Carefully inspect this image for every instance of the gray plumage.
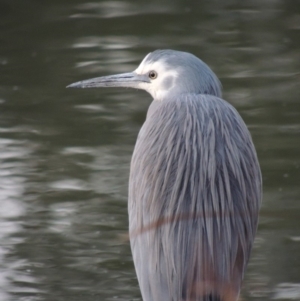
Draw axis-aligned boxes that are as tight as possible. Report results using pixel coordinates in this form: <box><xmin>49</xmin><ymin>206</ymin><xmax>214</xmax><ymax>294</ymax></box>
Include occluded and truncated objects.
<box><xmin>67</xmin><ymin>49</ymin><xmax>262</xmax><ymax>301</ymax></box>
<box><xmin>143</xmin><ymin>50</ymin><xmax>222</xmax><ymax>98</ymax></box>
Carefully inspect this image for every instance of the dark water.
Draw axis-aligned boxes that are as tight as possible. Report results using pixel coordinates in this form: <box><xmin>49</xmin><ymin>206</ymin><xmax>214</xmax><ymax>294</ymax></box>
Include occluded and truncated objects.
<box><xmin>0</xmin><ymin>1</ymin><xmax>300</xmax><ymax>300</ymax></box>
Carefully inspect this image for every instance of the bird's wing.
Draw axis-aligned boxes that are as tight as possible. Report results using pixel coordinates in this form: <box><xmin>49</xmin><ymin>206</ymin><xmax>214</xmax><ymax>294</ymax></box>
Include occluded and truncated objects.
<box><xmin>128</xmin><ymin>94</ymin><xmax>262</xmax><ymax>301</ymax></box>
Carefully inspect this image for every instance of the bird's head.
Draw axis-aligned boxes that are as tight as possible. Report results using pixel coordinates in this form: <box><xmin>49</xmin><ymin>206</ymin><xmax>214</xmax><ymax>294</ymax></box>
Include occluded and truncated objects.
<box><xmin>67</xmin><ymin>50</ymin><xmax>222</xmax><ymax>100</ymax></box>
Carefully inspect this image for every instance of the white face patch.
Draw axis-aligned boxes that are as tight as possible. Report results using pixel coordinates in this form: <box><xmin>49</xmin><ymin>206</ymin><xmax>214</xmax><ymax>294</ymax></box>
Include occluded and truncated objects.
<box><xmin>134</xmin><ymin>53</ymin><xmax>178</xmax><ymax>101</ymax></box>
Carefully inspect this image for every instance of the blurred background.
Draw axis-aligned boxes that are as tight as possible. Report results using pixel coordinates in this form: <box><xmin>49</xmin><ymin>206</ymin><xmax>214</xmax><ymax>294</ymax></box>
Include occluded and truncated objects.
<box><xmin>0</xmin><ymin>0</ymin><xmax>299</xmax><ymax>300</ymax></box>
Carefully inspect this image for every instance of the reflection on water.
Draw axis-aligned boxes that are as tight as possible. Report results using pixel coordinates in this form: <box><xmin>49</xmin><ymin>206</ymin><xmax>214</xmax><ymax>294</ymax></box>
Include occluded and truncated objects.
<box><xmin>273</xmin><ymin>283</ymin><xmax>300</xmax><ymax>300</ymax></box>
<box><xmin>0</xmin><ymin>137</ymin><xmax>41</xmax><ymax>300</ymax></box>
<box><xmin>0</xmin><ymin>0</ymin><xmax>299</xmax><ymax>300</ymax></box>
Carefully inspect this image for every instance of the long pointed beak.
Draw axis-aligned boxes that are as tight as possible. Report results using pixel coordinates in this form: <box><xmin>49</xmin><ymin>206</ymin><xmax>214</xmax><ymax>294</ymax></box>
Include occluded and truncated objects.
<box><xmin>66</xmin><ymin>72</ymin><xmax>149</xmax><ymax>89</ymax></box>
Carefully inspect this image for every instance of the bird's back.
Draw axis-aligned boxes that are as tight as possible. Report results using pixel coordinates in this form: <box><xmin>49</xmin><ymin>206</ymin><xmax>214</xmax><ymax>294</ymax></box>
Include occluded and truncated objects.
<box><xmin>129</xmin><ymin>94</ymin><xmax>262</xmax><ymax>301</ymax></box>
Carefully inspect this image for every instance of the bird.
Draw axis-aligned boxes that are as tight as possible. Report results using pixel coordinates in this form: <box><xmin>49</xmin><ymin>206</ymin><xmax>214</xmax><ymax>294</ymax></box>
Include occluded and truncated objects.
<box><xmin>67</xmin><ymin>50</ymin><xmax>262</xmax><ymax>301</ymax></box>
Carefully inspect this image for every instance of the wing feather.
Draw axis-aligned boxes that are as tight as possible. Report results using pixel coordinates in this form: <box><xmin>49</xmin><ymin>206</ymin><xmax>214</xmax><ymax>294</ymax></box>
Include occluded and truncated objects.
<box><xmin>129</xmin><ymin>94</ymin><xmax>262</xmax><ymax>301</ymax></box>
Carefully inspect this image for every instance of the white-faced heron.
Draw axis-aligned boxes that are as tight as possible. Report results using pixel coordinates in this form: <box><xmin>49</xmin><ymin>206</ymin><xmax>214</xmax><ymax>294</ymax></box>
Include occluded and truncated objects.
<box><xmin>68</xmin><ymin>50</ymin><xmax>262</xmax><ymax>301</ymax></box>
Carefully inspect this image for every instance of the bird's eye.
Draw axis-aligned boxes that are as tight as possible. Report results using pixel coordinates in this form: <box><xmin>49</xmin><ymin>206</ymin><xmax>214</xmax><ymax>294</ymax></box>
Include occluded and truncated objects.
<box><xmin>148</xmin><ymin>70</ymin><xmax>158</xmax><ymax>80</ymax></box>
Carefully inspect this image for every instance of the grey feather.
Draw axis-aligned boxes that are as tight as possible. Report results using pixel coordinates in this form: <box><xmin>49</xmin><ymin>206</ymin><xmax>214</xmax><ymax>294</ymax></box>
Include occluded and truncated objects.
<box><xmin>129</xmin><ymin>94</ymin><xmax>261</xmax><ymax>301</ymax></box>
<box><xmin>144</xmin><ymin>50</ymin><xmax>222</xmax><ymax>98</ymax></box>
